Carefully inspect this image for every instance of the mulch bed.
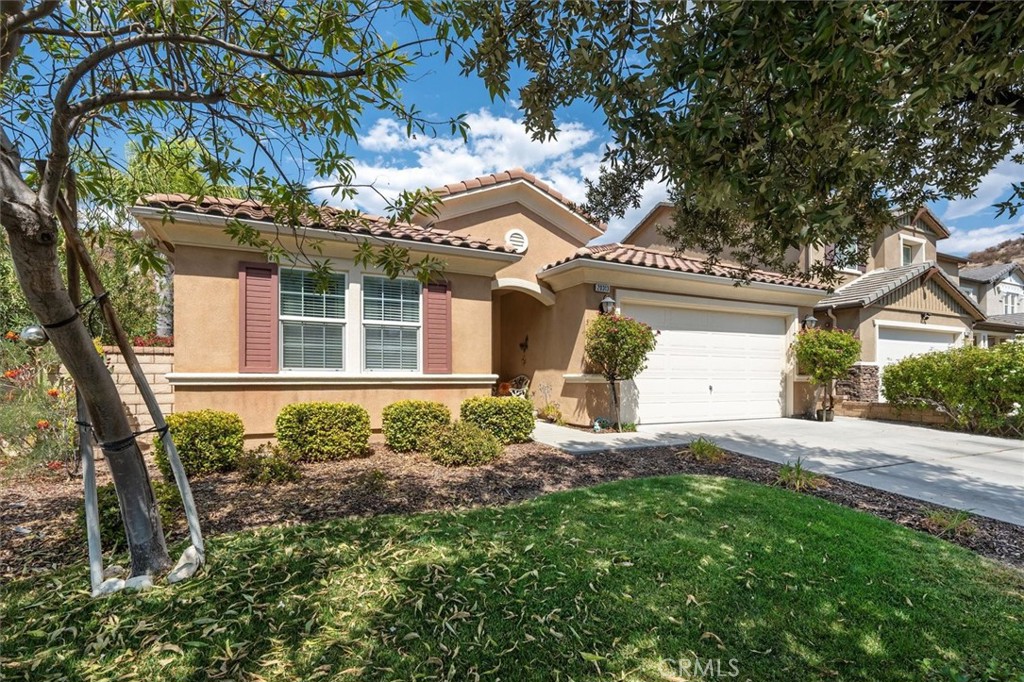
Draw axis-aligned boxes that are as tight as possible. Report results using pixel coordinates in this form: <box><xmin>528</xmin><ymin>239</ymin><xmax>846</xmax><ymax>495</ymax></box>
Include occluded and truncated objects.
<box><xmin>3</xmin><ymin>441</ymin><xmax>1022</xmax><ymax>581</ymax></box>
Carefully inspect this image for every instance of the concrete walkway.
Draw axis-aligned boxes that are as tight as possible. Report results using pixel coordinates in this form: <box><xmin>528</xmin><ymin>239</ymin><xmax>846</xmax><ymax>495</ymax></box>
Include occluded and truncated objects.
<box><xmin>533</xmin><ymin>418</ymin><xmax>1024</xmax><ymax>526</ymax></box>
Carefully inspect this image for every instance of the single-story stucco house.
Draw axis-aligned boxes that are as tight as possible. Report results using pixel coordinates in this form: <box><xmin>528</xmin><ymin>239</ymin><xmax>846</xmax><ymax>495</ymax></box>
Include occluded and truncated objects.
<box><xmin>130</xmin><ymin>170</ymin><xmax>1009</xmax><ymax>439</ymax></box>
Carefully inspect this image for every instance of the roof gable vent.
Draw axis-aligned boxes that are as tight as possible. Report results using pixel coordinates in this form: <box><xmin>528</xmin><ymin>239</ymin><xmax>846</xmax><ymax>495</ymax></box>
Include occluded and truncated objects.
<box><xmin>505</xmin><ymin>229</ymin><xmax>529</xmax><ymax>254</ymax></box>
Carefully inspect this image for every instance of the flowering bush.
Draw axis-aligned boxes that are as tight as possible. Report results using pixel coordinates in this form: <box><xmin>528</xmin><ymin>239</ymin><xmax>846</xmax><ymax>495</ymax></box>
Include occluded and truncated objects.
<box><xmin>0</xmin><ymin>332</ymin><xmax>78</xmax><ymax>478</ymax></box>
<box><xmin>132</xmin><ymin>334</ymin><xmax>174</xmax><ymax>348</ymax></box>
<box><xmin>882</xmin><ymin>341</ymin><xmax>1024</xmax><ymax>438</ymax></box>
<box><xmin>584</xmin><ymin>313</ymin><xmax>658</xmax><ymax>428</ymax></box>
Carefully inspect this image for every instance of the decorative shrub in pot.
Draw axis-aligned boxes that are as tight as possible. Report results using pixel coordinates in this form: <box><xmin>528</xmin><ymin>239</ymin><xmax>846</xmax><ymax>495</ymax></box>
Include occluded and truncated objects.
<box><xmin>790</xmin><ymin>328</ymin><xmax>861</xmax><ymax>422</ymax></box>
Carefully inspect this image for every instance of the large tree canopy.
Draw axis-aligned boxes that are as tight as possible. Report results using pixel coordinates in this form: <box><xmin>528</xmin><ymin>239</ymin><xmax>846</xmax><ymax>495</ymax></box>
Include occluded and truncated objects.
<box><xmin>456</xmin><ymin>1</ymin><xmax>1024</xmax><ymax>283</ymax></box>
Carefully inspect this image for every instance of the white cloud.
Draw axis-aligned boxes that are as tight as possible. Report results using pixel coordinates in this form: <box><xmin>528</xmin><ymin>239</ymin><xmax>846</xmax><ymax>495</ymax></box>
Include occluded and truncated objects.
<box><xmin>310</xmin><ymin>108</ymin><xmax>674</xmax><ymax>242</ymax></box>
<box><xmin>943</xmin><ymin>147</ymin><xmax>1024</xmax><ymax>221</ymax></box>
<box><xmin>941</xmin><ymin>216</ymin><xmax>1024</xmax><ymax>256</ymax></box>
<box><xmin>310</xmin><ymin>109</ymin><xmax>610</xmax><ymax>227</ymax></box>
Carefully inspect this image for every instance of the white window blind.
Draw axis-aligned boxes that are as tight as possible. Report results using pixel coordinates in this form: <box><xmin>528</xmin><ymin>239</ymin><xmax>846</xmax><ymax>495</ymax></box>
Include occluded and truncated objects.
<box><xmin>280</xmin><ymin>269</ymin><xmax>346</xmax><ymax>370</ymax></box>
<box><xmin>363</xmin><ymin>276</ymin><xmax>420</xmax><ymax>371</ymax></box>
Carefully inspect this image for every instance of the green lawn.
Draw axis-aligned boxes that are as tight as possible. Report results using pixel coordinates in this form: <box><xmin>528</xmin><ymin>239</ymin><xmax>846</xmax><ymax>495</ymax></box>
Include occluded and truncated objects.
<box><xmin>2</xmin><ymin>475</ymin><xmax>1022</xmax><ymax>681</ymax></box>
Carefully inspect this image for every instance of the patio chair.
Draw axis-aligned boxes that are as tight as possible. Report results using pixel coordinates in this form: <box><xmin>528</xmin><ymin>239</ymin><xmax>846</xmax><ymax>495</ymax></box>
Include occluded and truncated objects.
<box><xmin>509</xmin><ymin>374</ymin><xmax>530</xmax><ymax>398</ymax></box>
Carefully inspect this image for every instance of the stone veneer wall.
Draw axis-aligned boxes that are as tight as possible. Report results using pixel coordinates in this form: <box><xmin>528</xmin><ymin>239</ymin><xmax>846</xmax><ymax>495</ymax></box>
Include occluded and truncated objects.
<box><xmin>835</xmin><ymin>363</ymin><xmax>879</xmax><ymax>402</ymax></box>
<box><xmin>835</xmin><ymin>400</ymin><xmax>951</xmax><ymax>426</ymax></box>
<box><xmin>103</xmin><ymin>346</ymin><xmax>174</xmax><ymax>438</ymax></box>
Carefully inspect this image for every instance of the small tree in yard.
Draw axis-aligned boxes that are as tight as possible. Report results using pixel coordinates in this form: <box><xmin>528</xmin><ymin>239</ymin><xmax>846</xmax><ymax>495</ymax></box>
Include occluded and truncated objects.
<box><xmin>584</xmin><ymin>314</ymin><xmax>658</xmax><ymax>430</ymax></box>
<box><xmin>791</xmin><ymin>328</ymin><xmax>861</xmax><ymax>418</ymax></box>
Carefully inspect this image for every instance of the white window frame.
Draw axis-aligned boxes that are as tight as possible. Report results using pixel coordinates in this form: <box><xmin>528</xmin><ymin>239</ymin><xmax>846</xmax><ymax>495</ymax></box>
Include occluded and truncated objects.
<box><xmin>360</xmin><ymin>274</ymin><xmax>422</xmax><ymax>373</ymax></box>
<box><xmin>278</xmin><ymin>267</ymin><xmax>348</xmax><ymax>372</ymax></box>
<box><xmin>1005</xmin><ymin>291</ymin><xmax>1021</xmax><ymax>315</ymax></box>
<box><xmin>835</xmin><ymin>240</ymin><xmax>866</xmax><ymax>274</ymax></box>
<box><xmin>900</xmin><ymin>235</ymin><xmax>926</xmax><ymax>266</ymax></box>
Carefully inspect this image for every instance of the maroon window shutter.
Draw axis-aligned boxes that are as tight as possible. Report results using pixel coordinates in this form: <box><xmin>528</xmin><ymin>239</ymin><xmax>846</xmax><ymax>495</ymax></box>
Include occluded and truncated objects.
<box><xmin>238</xmin><ymin>262</ymin><xmax>279</xmax><ymax>373</ymax></box>
<box><xmin>423</xmin><ymin>282</ymin><xmax>452</xmax><ymax>374</ymax></box>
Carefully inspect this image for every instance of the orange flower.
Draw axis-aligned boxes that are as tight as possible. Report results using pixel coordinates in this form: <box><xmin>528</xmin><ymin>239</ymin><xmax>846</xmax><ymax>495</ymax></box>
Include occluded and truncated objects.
<box><xmin>47</xmin><ymin>388</ymin><xmax>60</xmax><ymax>398</ymax></box>
<box><xmin>36</xmin><ymin>419</ymin><xmax>50</xmax><ymax>430</ymax></box>
<box><xmin>3</xmin><ymin>331</ymin><xmax>17</xmax><ymax>341</ymax></box>
<box><xmin>3</xmin><ymin>370</ymin><xmax>18</xmax><ymax>379</ymax></box>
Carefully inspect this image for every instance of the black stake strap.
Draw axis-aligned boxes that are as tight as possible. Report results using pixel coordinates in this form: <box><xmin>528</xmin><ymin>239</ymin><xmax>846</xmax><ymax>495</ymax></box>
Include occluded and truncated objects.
<box><xmin>41</xmin><ymin>292</ymin><xmax>109</xmax><ymax>331</ymax></box>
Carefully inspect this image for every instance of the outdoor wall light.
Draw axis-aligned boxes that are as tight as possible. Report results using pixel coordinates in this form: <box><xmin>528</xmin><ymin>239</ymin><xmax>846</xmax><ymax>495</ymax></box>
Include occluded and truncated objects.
<box><xmin>19</xmin><ymin>325</ymin><xmax>49</xmax><ymax>347</ymax></box>
<box><xmin>599</xmin><ymin>296</ymin><xmax>617</xmax><ymax>315</ymax></box>
<box><xmin>801</xmin><ymin>314</ymin><xmax>818</xmax><ymax>330</ymax></box>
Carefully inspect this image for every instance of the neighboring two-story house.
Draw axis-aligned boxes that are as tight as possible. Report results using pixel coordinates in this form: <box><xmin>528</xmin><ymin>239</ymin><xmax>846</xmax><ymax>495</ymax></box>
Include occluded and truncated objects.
<box><xmin>960</xmin><ymin>262</ymin><xmax>1024</xmax><ymax>346</ymax></box>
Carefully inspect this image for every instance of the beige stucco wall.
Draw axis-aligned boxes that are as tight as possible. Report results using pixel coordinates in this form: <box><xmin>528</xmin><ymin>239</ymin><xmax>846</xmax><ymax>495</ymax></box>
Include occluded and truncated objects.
<box><xmin>170</xmin><ymin>244</ymin><xmax>497</xmax><ymax>437</ymax></box>
<box><xmin>495</xmin><ymin>283</ymin><xmax>605</xmax><ymax>425</ymax></box>
<box><xmin>172</xmin><ymin>245</ymin><xmax>494</xmax><ymax>375</ymax></box>
<box><xmin>854</xmin><ymin>279</ymin><xmax>974</xmax><ymax>362</ymax></box>
<box><xmin>434</xmin><ymin>203</ymin><xmax>586</xmax><ymax>285</ymax></box>
<box><xmin>175</xmin><ymin>384</ymin><xmax>490</xmax><ymax>441</ymax></box>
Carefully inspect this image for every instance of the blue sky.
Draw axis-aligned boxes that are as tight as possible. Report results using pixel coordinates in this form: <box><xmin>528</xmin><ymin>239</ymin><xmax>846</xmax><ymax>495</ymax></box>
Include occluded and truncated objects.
<box><xmin>308</xmin><ymin>42</ymin><xmax>1024</xmax><ymax>257</ymax></box>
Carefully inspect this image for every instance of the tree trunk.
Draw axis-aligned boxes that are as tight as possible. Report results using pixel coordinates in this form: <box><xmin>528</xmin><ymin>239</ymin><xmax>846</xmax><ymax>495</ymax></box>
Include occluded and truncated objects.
<box><xmin>2</xmin><ymin>198</ymin><xmax>170</xmax><ymax>577</ymax></box>
<box><xmin>609</xmin><ymin>379</ymin><xmax>621</xmax><ymax>430</ymax></box>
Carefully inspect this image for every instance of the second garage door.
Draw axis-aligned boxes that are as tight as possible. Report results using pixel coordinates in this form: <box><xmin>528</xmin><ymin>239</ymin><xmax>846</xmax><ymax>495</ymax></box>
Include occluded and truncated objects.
<box><xmin>624</xmin><ymin>303</ymin><xmax>788</xmax><ymax>424</ymax></box>
<box><xmin>876</xmin><ymin>326</ymin><xmax>961</xmax><ymax>401</ymax></box>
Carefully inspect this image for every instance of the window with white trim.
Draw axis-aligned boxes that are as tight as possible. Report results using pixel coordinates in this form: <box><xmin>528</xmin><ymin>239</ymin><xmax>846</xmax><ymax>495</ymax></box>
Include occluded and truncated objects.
<box><xmin>279</xmin><ymin>269</ymin><xmax>346</xmax><ymax>370</ymax></box>
<box><xmin>1005</xmin><ymin>292</ymin><xmax>1020</xmax><ymax>315</ymax></box>
<box><xmin>900</xmin><ymin>236</ymin><xmax>925</xmax><ymax>266</ymax></box>
<box><xmin>363</xmin><ymin>276</ymin><xmax>421</xmax><ymax>371</ymax></box>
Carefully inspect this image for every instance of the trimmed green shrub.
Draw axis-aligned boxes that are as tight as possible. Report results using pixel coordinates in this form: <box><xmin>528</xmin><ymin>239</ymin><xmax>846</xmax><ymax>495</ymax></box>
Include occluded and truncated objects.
<box><xmin>237</xmin><ymin>443</ymin><xmax>301</xmax><ymax>485</ymax></box>
<box><xmin>276</xmin><ymin>401</ymin><xmax>370</xmax><ymax>461</ymax></box>
<box><xmin>882</xmin><ymin>342</ymin><xmax>1024</xmax><ymax>437</ymax></box>
<box><xmin>155</xmin><ymin>409</ymin><xmax>244</xmax><ymax>478</ymax></box>
<box><xmin>77</xmin><ymin>480</ymin><xmax>183</xmax><ymax>551</ymax></box>
<box><xmin>426</xmin><ymin>421</ymin><xmax>502</xmax><ymax>467</ymax></box>
<box><xmin>382</xmin><ymin>400</ymin><xmax>451</xmax><ymax>452</ymax></box>
<box><xmin>460</xmin><ymin>396</ymin><xmax>534</xmax><ymax>445</ymax></box>
<box><xmin>790</xmin><ymin>328</ymin><xmax>861</xmax><ymax>411</ymax></box>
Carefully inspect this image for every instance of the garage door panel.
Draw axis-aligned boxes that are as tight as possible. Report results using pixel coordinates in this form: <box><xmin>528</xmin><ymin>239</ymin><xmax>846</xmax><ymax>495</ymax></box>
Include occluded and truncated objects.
<box><xmin>876</xmin><ymin>327</ymin><xmax>960</xmax><ymax>401</ymax></box>
<box><xmin>624</xmin><ymin>303</ymin><xmax>788</xmax><ymax>424</ymax></box>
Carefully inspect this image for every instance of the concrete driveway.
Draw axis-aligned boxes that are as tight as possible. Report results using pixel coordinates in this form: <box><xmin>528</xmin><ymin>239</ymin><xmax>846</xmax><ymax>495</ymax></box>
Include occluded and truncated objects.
<box><xmin>533</xmin><ymin>418</ymin><xmax>1024</xmax><ymax>526</ymax></box>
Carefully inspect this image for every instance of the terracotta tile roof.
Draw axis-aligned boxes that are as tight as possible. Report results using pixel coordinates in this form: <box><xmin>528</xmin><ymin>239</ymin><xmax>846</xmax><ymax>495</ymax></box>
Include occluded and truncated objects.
<box><xmin>432</xmin><ymin>169</ymin><xmax>606</xmax><ymax>231</ymax></box>
<box><xmin>541</xmin><ymin>243</ymin><xmax>825</xmax><ymax>290</ymax></box>
<box><xmin>137</xmin><ymin>194</ymin><xmax>515</xmax><ymax>255</ymax></box>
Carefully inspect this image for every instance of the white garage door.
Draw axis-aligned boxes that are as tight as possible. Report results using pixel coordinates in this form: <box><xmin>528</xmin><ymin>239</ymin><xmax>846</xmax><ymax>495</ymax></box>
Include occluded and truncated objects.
<box><xmin>877</xmin><ymin>326</ymin><xmax>960</xmax><ymax>401</ymax></box>
<box><xmin>624</xmin><ymin>304</ymin><xmax>788</xmax><ymax>424</ymax></box>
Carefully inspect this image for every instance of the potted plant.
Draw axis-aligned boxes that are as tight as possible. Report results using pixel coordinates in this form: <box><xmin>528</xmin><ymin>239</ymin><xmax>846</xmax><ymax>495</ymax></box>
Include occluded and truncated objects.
<box><xmin>791</xmin><ymin>327</ymin><xmax>861</xmax><ymax>422</ymax></box>
<box><xmin>584</xmin><ymin>313</ymin><xmax>658</xmax><ymax>431</ymax></box>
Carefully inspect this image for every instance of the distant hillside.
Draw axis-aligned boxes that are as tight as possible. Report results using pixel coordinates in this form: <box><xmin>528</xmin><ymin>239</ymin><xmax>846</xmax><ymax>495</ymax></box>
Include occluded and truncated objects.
<box><xmin>968</xmin><ymin>236</ymin><xmax>1024</xmax><ymax>265</ymax></box>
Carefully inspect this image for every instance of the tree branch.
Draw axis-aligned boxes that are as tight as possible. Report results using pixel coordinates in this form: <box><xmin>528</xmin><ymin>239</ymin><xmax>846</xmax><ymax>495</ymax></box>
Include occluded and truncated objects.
<box><xmin>67</xmin><ymin>88</ymin><xmax>229</xmax><ymax>129</ymax></box>
<box><xmin>3</xmin><ymin>0</ymin><xmax>59</xmax><ymax>35</ymax></box>
<box><xmin>41</xmin><ymin>30</ymin><xmax>368</xmax><ymax>209</ymax></box>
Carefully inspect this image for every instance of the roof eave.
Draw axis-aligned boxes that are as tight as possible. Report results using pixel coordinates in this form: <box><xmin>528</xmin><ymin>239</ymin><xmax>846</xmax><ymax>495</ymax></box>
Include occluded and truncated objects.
<box><xmin>129</xmin><ymin>205</ymin><xmax>521</xmax><ymax>263</ymax></box>
<box><xmin>538</xmin><ymin>256</ymin><xmax>825</xmax><ymax>297</ymax></box>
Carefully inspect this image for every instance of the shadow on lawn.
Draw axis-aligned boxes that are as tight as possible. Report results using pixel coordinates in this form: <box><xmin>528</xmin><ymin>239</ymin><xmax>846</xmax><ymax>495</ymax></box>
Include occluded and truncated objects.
<box><xmin>7</xmin><ymin>476</ymin><xmax>1021</xmax><ymax>681</ymax></box>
